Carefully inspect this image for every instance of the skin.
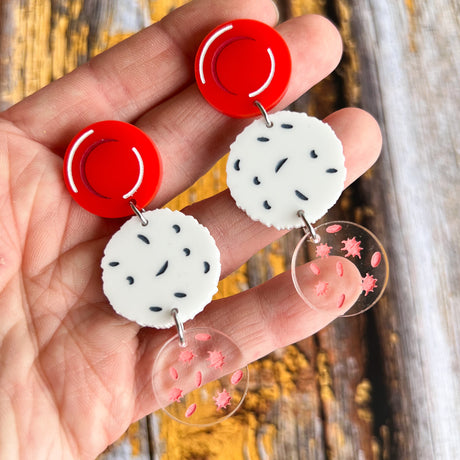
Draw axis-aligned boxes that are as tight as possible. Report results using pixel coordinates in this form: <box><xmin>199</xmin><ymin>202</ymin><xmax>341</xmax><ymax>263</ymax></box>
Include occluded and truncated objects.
<box><xmin>0</xmin><ymin>0</ymin><xmax>382</xmax><ymax>458</ymax></box>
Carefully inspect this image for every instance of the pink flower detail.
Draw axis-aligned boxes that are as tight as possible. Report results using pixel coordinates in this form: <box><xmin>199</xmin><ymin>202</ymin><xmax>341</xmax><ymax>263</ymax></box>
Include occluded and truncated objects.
<box><xmin>315</xmin><ymin>280</ymin><xmax>329</xmax><ymax>296</ymax></box>
<box><xmin>213</xmin><ymin>389</ymin><xmax>232</xmax><ymax>410</ymax></box>
<box><xmin>337</xmin><ymin>293</ymin><xmax>346</xmax><ymax>309</ymax></box>
<box><xmin>185</xmin><ymin>403</ymin><xmax>197</xmax><ymax>418</ymax></box>
<box><xmin>336</xmin><ymin>261</ymin><xmax>344</xmax><ymax>277</ymax></box>
<box><xmin>231</xmin><ymin>370</ymin><xmax>243</xmax><ymax>385</ymax></box>
<box><xmin>168</xmin><ymin>387</ymin><xmax>184</xmax><ymax>402</ymax></box>
<box><xmin>195</xmin><ymin>333</ymin><xmax>212</xmax><ymax>341</ymax></box>
<box><xmin>341</xmin><ymin>237</ymin><xmax>363</xmax><ymax>258</ymax></box>
<box><xmin>195</xmin><ymin>371</ymin><xmax>202</xmax><ymax>388</ymax></box>
<box><xmin>362</xmin><ymin>273</ymin><xmax>378</xmax><ymax>296</ymax></box>
<box><xmin>207</xmin><ymin>350</ymin><xmax>225</xmax><ymax>369</ymax></box>
<box><xmin>326</xmin><ymin>224</ymin><xmax>342</xmax><ymax>233</ymax></box>
<box><xmin>179</xmin><ymin>349</ymin><xmax>195</xmax><ymax>363</ymax></box>
<box><xmin>371</xmin><ymin>251</ymin><xmax>382</xmax><ymax>268</ymax></box>
<box><xmin>310</xmin><ymin>263</ymin><xmax>321</xmax><ymax>275</ymax></box>
<box><xmin>169</xmin><ymin>367</ymin><xmax>178</xmax><ymax>380</ymax></box>
<box><xmin>316</xmin><ymin>243</ymin><xmax>332</xmax><ymax>259</ymax></box>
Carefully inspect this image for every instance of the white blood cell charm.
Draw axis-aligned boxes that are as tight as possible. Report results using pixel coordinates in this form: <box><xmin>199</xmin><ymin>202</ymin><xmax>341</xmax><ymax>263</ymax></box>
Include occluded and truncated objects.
<box><xmin>227</xmin><ymin>111</ymin><xmax>346</xmax><ymax>230</ymax></box>
<box><xmin>101</xmin><ymin>208</ymin><xmax>221</xmax><ymax>328</ymax></box>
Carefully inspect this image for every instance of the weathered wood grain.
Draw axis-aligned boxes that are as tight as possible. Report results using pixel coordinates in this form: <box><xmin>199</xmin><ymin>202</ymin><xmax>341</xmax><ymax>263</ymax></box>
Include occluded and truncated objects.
<box><xmin>1</xmin><ymin>0</ymin><xmax>458</xmax><ymax>459</ymax></box>
<box><xmin>347</xmin><ymin>1</ymin><xmax>460</xmax><ymax>459</ymax></box>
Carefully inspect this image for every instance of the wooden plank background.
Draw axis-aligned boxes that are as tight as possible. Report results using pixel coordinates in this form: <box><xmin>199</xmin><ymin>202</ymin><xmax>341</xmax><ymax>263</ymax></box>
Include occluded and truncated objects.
<box><xmin>1</xmin><ymin>0</ymin><xmax>458</xmax><ymax>459</ymax></box>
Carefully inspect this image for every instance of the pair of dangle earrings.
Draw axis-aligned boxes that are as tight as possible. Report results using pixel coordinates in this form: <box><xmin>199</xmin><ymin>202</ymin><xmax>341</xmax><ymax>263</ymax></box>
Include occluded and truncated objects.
<box><xmin>63</xmin><ymin>19</ymin><xmax>388</xmax><ymax>427</ymax></box>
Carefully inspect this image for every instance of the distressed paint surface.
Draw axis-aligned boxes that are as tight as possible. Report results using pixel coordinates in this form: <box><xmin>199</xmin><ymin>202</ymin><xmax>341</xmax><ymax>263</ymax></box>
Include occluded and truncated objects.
<box><xmin>1</xmin><ymin>0</ymin><xmax>458</xmax><ymax>459</ymax></box>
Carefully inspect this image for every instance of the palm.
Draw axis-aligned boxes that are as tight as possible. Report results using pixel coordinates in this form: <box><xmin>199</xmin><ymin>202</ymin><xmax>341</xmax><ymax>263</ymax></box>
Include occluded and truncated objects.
<box><xmin>0</xmin><ymin>1</ymin><xmax>382</xmax><ymax>458</ymax></box>
<box><xmin>0</xmin><ymin>124</ymin><xmax>142</xmax><ymax>455</ymax></box>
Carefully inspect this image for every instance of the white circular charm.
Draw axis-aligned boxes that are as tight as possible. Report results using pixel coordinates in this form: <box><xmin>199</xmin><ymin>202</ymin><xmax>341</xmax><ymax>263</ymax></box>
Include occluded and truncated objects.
<box><xmin>227</xmin><ymin>111</ymin><xmax>346</xmax><ymax>229</ymax></box>
<box><xmin>101</xmin><ymin>209</ymin><xmax>221</xmax><ymax>328</ymax></box>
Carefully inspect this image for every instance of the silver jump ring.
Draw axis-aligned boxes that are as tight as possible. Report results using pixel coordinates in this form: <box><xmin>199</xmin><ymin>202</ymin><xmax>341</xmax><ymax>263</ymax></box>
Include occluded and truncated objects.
<box><xmin>297</xmin><ymin>210</ymin><xmax>320</xmax><ymax>244</ymax></box>
<box><xmin>171</xmin><ymin>308</ymin><xmax>186</xmax><ymax>347</ymax></box>
<box><xmin>254</xmin><ymin>100</ymin><xmax>273</xmax><ymax>128</ymax></box>
<box><xmin>129</xmin><ymin>201</ymin><xmax>149</xmax><ymax>226</ymax></box>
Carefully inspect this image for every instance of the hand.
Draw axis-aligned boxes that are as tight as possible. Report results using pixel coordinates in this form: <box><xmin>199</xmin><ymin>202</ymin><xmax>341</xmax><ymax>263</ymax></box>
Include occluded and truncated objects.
<box><xmin>0</xmin><ymin>0</ymin><xmax>382</xmax><ymax>458</ymax></box>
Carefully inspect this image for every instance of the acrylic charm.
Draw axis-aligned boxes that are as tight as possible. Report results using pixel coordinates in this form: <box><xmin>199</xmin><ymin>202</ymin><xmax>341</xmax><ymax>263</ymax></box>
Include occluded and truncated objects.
<box><xmin>101</xmin><ymin>209</ymin><xmax>221</xmax><ymax>328</ymax></box>
<box><xmin>63</xmin><ymin>120</ymin><xmax>162</xmax><ymax>218</ymax></box>
<box><xmin>195</xmin><ymin>19</ymin><xmax>291</xmax><ymax>118</ymax></box>
<box><xmin>291</xmin><ymin>220</ymin><xmax>389</xmax><ymax>316</ymax></box>
<box><xmin>152</xmin><ymin>326</ymin><xmax>249</xmax><ymax>426</ymax></box>
<box><xmin>227</xmin><ymin>111</ymin><xmax>346</xmax><ymax>230</ymax></box>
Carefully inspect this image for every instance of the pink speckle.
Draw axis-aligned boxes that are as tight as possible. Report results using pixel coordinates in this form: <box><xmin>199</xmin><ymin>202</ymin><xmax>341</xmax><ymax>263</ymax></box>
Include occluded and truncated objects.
<box><xmin>179</xmin><ymin>349</ymin><xmax>195</xmax><ymax>363</ymax></box>
<box><xmin>336</xmin><ymin>261</ymin><xmax>344</xmax><ymax>277</ymax></box>
<box><xmin>207</xmin><ymin>350</ymin><xmax>225</xmax><ymax>369</ymax></box>
<box><xmin>341</xmin><ymin>237</ymin><xmax>363</xmax><ymax>259</ymax></box>
<box><xmin>316</xmin><ymin>243</ymin><xmax>332</xmax><ymax>259</ymax></box>
<box><xmin>371</xmin><ymin>251</ymin><xmax>382</xmax><ymax>268</ymax></box>
<box><xmin>315</xmin><ymin>280</ymin><xmax>329</xmax><ymax>296</ymax></box>
<box><xmin>195</xmin><ymin>371</ymin><xmax>202</xmax><ymax>388</ymax></box>
<box><xmin>231</xmin><ymin>370</ymin><xmax>243</xmax><ymax>385</ymax></box>
<box><xmin>168</xmin><ymin>387</ymin><xmax>184</xmax><ymax>402</ymax></box>
<box><xmin>185</xmin><ymin>403</ymin><xmax>197</xmax><ymax>418</ymax></box>
<box><xmin>337</xmin><ymin>293</ymin><xmax>346</xmax><ymax>309</ymax></box>
<box><xmin>310</xmin><ymin>263</ymin><xmax>321</xmax><ymax>275</ymax></box>
<box><xmin>169</xmin><ymin>367</ymin><xmax>178</xmax><ymax>380</ymax></box>
<box><xmin>326</xmin><ymin>224</ymin><xmax>342</xmax><ymax>234</ymax></box>
<box><xmin>362</xmin><ymin>273</ymin><xmax>378</xmax><ymax>296</ymax></box>
<box><xmin>213</xmin><ymin>389</ymin><xmax>232</xmax><ymax>410</ymax></box>
<box><xmin>195</xmin><ymin>333</ymin><xmax>212</xmax><ymax>341</ymax></box>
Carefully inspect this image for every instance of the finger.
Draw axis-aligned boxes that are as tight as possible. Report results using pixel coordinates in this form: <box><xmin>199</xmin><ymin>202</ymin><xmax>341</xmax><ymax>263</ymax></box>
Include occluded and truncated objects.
<box><xmin>135</xmin><ymin>262</ymin><xmax>352</xmax><ymax>418</ymax></box>
<box><xmin>3</xmin><ymin>0</ymin><xmax>279</xmax><ymax>150</ymax></box>
<box><xmin>184</xmin><ymin>107</ymin><xmax>382</xmax><ymax>279</ymax></box>
<box><xmin>140</xmin><ymin>14</ymin><xmax>343</xmax><ymax>206</ymax></box>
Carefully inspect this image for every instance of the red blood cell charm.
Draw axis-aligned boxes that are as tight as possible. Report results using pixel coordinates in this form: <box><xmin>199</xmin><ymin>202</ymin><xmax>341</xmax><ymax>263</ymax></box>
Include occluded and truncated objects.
<box><xmin>63</xmin><ymin>120</ymin><xmax>162</xmax><ymax>218</ymax></box>
<box><xmin>195</xmin><ymin>19</ymin><xmax>291</xmax><ymax>118</ymax></box>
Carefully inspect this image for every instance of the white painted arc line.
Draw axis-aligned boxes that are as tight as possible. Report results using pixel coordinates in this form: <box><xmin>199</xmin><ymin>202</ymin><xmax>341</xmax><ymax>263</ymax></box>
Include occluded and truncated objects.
<box><xmin>67</xmin><ymin>129</ymin><xmax>94</xmax><ymax>193</ymax></box>
<box><xmin>123</xmin><ymin>147</ymin><xmax>144</xmax><ymax>199</ymax></box>
<box><xmin>198</xmin><ymin>24</ymin><xmax>233</xmax><ymax>85</ymax></box>
<box><xmin>249</xmin><ymin>48</ymin><xmax>275</xmax><ymax>98</ymax></box>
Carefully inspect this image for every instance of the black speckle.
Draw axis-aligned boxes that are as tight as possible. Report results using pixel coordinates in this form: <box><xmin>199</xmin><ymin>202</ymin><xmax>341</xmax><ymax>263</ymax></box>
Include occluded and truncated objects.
<box><xmin>253</xmin><ymin>176</ymin><xmax>261</xmax><ymax>185</ymax></box>
<box><xmin>149</xmin><ymin>306</ymin><xmax>162</xmax><ymax>312</ymax></box>
<box><xmin>257</xmin><ymin>137</ymin><xmax>270</xmax><ymax>142</ymax></box>
<box><xmin>234</xmin><ymin>159</ymin><xmax>241</xmax><ymax>171</ymax></box>
<box><xmin>295</xmin><ymin>190</ymin><xmax>309</xmax><ymax>201</ymax></box>
<box><xmin>204</xmin><ymin>261</ymin><xmax>210</xmax><ymax>273</ymax></box>
<box><xmin>109</xmin><ymin>261</ymin><xmax>120</xmax><ymax>267</ymax></box>
<box><xmin>263</xmin><ymin>200</ymin><xmax>271</xmax><ymax>210</ymax></box>
<box><xmin>281</xmin><ymin>123</ymin><xmax>293</xmax><ymax>129</ymax></box>
<box><xmin>126</xmin><ymin>276</ymin><xmax>134</xmax><ymax>285</ymax></box>
<box><xmin>275</xmin><ymin>158</ymin><xmax>288</xmax><ymax>173</ymax></box>
<box><xmin>310</xmin><ymin>150</ymin><xmax>318</xmax><ymax>159</ymax></box>
<box><xmin>156</xmin><ymin>261</ymin><xmax>168</xmax><ymax>276</ymax></box>
<box><xmin>326</xmin><ymin>168</ymin><xmax>338</xmax><ymax>173</ymax></box>
<box><xmin>183</xmin><ymin>248</ymin><xmax>191</xmax><ymax>256</ymax></box>
<box><xmin>174</xmin><ymin>292</ymin><xmax>187</xmax><ymax>298</ymax></box>
<box><xmin>137</xmin><ymin>234</ymin><xmax>150</xmax><ymax>245</ymax></box>
<box><xmin>172</xmin><ymin>225</ymin><xmax>181</xmax><ymax>233</ymax></box>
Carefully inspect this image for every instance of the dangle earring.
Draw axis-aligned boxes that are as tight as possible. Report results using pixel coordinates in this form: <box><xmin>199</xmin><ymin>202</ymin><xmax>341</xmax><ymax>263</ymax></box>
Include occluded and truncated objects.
<box><xmin>195</xmin><ymin>19</ymin><xmax>388</xmax><ymax>316</ymax></box>
<box><xmin>63</xmin><ymin>120</ymin><xmax>249</xmax><ymax>426</ymax></box>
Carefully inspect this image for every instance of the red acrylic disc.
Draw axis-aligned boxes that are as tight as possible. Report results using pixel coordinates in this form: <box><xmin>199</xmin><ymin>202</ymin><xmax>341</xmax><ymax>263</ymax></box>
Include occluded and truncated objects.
<box><xmin>63</xmin><ymin>121</ymin><xmax>162</xmax><ymax>218</ymax></box>
<box><xmin>195</xmin><ymin>19</ymin><xmax>291</xmax><ymax>118</ymax></box>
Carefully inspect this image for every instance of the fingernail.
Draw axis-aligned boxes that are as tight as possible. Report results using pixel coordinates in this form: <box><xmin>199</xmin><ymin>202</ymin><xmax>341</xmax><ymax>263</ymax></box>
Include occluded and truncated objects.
<box><xmin>270</xmin><ymin>0</ymin><xmax>280</xmax><ymax>23</ymax></box>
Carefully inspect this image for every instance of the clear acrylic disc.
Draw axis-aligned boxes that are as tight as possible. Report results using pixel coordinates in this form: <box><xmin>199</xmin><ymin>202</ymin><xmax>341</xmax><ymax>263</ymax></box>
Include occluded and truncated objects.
<box><xmin>291</xmin><ymin>221</ymin><xmax>388</xmax><ymax>316</ymax></box>
<box><xmin>152</xmin><ymin>327</ymin><xmax>249</xmax><ymax>426</ymax></box>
